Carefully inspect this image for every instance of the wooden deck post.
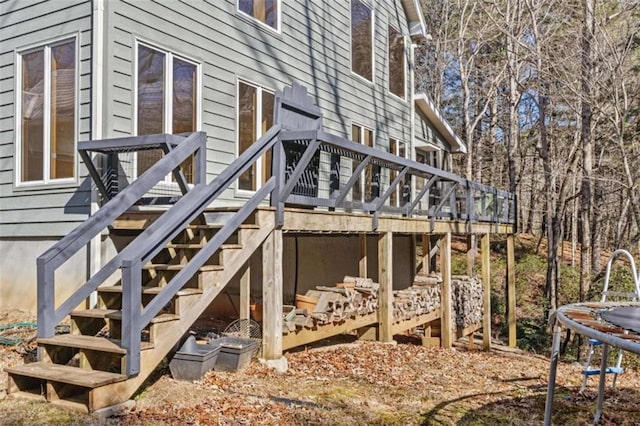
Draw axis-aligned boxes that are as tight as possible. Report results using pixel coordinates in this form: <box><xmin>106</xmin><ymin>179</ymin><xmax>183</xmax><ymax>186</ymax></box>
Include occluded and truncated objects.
<box><xmin>359</xmin><ymin>234</ymin><xmax>368</xmax><ymax>277</ymax></box>
<box><xmin>481</xmin><ymin>233</ymin><xmax>491</xmax><ymax>351</ymax></box>
<box><xmin>440</xmin><ymin>232</ymin><xmax>452</xmax><ymax>349</ymax></box>
<box><xmin>239</xmin><ymin>262</ymin><xmax>250</xmax><ymax>320</ymax></box>
<box><xmin>507</xmin><ymin>234</ymin><xmax>517</xmax><ymax>347</ymax></box>
<box><xmin>262</xmin><ymin>229</ymin><xmax>283</xmax><ymax>359</ymax></box>
<box><xmin>466</xmin><ymin>235</ymin><xmax>476</xmax><ymax>276</ymax></box>
<box><xmin>422</xmin><ymin>234</ymin><xmax>431</xmax><ymax>274</ymax></box>
<box><xmin>378</xmin><ymin>231</ymin><xmax>393</xmax><ymax>342</ymax></box>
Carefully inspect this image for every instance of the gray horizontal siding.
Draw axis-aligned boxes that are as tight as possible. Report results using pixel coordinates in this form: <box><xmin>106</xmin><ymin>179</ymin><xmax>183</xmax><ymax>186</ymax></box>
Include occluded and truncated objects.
<box><xmin>104</xmin><ymin>0</ymin><xmax>413</xmax><ymax>206</ymax></box>
<box><xmin>0</xmin><ymin>0</ymin><xmax>93</xmax><ymax>238</ymax></box>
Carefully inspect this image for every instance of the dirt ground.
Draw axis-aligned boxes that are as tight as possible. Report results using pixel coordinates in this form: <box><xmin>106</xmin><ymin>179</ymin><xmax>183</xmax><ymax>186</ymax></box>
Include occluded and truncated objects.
<box><xmin>1</xmin><ymin>308</ymin><xmax>640</xmax><ymax>425</ymax></box>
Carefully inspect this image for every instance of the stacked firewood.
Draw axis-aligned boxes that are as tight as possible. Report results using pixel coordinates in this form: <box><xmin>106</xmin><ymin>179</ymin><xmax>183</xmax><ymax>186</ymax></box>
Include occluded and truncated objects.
<box><xmin>451</xmin><ymin>275</ymin><xmax>483</xmax><ymax>329</ymax></box>
<box><xmin>283</xmin><ymin>275</ymin><xmax>446</xmax><ymax>332</ymax></box>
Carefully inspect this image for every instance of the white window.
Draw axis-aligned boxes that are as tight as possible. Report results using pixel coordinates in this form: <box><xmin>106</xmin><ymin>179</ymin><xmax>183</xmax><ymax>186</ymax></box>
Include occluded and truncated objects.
<box><xmin>135</xmin><ymin>42</ymin><xmax>200</xmax><ymax>183</ymax></box>
<box><xmin>238</xmin><ymin>0</ymin><xmax>281</xmax><ymax>31</ymax></box>
<box><xmin>16</xmin><ymin>37</ymin><xmax>77</xmax><ymax>185</ymax></box>
<box><xmin>351</xmin><ymin>0</ymin><xmax>373</xmax><ymax>81</ymax></box>
<box><xmin>351</xmin><ymin>123</ymin><xmax>375</xmax><ymax>202</ymax></box>
<box><xmin>237</xmin><ymin>80</ymin><xmax>275</xmax><ymax>192</ymax></box>
<box><xmin>389</xmin><ymin>138</ymin><xmax>407</xmax><ymax>207</ymax></box>
<box><xmin>388</xmin><ymin>25</ymin><xmax>406</xmax><ymax>99</ymax></box>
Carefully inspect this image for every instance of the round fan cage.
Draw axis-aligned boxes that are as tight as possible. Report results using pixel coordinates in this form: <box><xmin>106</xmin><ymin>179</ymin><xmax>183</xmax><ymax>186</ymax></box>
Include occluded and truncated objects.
<box><xmin>223</xmin><ymin>319</ymin><xmax>262</xmax><ymax>358</ymax></box>
<box><xmin>223</xmin><ymin>319</ymin><xmax>262</xmax><ymax>340</ymax></box>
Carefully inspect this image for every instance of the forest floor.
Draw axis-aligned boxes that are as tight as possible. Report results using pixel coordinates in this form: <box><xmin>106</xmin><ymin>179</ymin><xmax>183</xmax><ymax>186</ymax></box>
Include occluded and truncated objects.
<box><xmin>2</xmin><ymin>310</ymin><xmax>640</xmax><ymax>425</ymax></box>
<box><xmin>1</xmin><ymin>235</ymin><xmax>639</xmax><ymax>425</ymax></box>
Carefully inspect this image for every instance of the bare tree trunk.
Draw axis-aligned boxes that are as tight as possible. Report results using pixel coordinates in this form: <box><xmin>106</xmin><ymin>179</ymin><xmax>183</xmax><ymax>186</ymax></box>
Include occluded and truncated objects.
<box><xmin>579</xmin><ymin>0</ymin><xmax>595</xmax><ymax>302</ymax></box>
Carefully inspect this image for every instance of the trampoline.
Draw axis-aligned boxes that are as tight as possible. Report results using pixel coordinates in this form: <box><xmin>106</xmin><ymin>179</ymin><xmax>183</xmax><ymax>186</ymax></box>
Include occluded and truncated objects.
<box><xmin>543</xmin><ymin>302</ymin><xmax>640</xmax><ymax>425</ymax></box>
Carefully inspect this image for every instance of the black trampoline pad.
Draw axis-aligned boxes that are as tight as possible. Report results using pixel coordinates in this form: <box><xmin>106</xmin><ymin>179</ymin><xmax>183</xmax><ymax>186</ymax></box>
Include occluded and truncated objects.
<box><xmin>601</xmin><ymin>307</ymin><xmax>640</xmax><ymax>334</ymax></box>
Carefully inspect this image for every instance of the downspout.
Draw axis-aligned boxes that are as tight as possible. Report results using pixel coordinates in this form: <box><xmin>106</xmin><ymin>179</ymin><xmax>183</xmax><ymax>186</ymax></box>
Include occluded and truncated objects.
<box><xmin>410</xmin><ymin>40</ymin><xmax>416</xmax><ymax>201</ymax></box>
<box><xmin>89</xmin><ymin>0</ymin><xmax>105</xmax><ymax>307</ymax></box>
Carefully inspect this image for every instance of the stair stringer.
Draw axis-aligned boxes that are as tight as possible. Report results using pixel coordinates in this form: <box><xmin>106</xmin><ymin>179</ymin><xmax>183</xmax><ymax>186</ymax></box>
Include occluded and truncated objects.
<box><xmin>93</xmin><ymin>210</ymin><xmax>275</xmax><ymax>409</ymax></box>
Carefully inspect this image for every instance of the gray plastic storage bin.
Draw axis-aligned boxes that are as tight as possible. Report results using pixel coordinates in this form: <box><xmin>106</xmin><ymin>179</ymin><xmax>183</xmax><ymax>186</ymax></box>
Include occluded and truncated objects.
<box><xmin>211</xmin><ymin>337</ymin><xmax>260</xmax><ymax>372</ymax></box>
<box><xmin>169</xmin><ymin>336</ymin><xmax>221</xmax><ymax>381</ymax></box>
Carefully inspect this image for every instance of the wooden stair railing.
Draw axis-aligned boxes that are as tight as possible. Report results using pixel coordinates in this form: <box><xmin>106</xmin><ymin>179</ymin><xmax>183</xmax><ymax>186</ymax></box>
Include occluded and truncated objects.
<box><xmin>6</xmin><ymin>126</ymin><xmax>283</xmax><ymax>412</ymax></box>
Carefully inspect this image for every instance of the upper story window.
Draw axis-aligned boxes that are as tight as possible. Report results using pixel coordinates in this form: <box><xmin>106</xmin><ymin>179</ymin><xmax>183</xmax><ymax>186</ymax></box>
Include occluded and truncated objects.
<box><xmin>388</xmin><ymin>25</ymin><xmax>405</xmax><ymax>99</ymax></box>
<box><xmin>237</xmin><ymin>80</ymin><xmax>275</xmax><ymax>192</ymax></box>
<box><xmin>351</xmin><ymin>0</ymin><xmax>373</xmax><ymax>81</ymax></box>
<box><xmin>351</xmin><ymin>123</ymin><xmax>375</xmax><ymax>202</ymax></box>
<box><xmin>136</xmin><ymin>42</ymin><xmax>199</xmax><ymax>182</ymax></box>
<box><xmin>238</xmin><ymin>0</ymin><xmax>280</xmax><ymax>31</ymax></box>
<box><xmin>389</xmin><ymin>138</ymin><xmax>407</xmax><ymax>207</ymax></box>
<box><xmin>17</xmin><ymin>37</ymin><xmax>77</xmax><ymax>185</ymax></box>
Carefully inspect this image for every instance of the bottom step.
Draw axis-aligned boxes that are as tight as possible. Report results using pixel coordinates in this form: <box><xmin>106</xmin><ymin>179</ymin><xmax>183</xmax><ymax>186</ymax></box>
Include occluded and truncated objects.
<box><xmin>6</xmin><ymin>362</ymin><xmax>129</xmax><ymax>412</ymax></box>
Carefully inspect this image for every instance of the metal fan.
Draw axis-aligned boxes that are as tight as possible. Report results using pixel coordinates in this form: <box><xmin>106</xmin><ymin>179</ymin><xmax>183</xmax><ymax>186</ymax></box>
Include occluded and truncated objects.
<box><xmin>223</xmin><ymin>319</ymin><xmax>262</xmax><ymax>340</ymax></box>
<box><xmin>222</xmin><ymin>319</ymin><xmax>262</xmax><ymax>358</ymax></box>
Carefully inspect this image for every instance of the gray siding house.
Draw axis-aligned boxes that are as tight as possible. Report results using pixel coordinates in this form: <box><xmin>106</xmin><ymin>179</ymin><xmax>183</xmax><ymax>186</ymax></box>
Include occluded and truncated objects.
<box><xmin>2</xmin><ymin>1</ymin><xmax>518</xmax><ymax>411</ymax></box>
<box><xmin>1</xmin><ymin>0</ymin><xmax>463</xmax><ymax>310</ymax></box>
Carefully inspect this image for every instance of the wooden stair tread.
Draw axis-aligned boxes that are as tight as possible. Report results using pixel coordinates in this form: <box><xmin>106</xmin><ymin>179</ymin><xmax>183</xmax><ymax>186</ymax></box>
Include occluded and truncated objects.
<box><xmin>141</xmin><ymin>287</ymin><xmax>202</xmax><ymax>296</ymax></box>
<box><xmin>142</xmin><ymin>263</ymin><xmax>224</xmax><ymax>271</ymax></box>
<box><xmin>187</xmin><ymin>224</ymin><xmax>259</xmax><ymax>230</ymax></box>
<box><xmin>106</xmin><ymin>311</ymin><xmax>180</xmax><ymax>324</ymax></box>
<box><xmin>165</xmin><ymin>243</ymin><xmax>243</xmax><ymax>249</ymax></box>
<box><xmin>71</xmin><ymin>309</ymin><xmax>118</xmax><ymax>319</ymax></box>
<box><xmin>5</xmin><ymin>362</ymin><xmax>127</xmax><ymax>388</ymax></box>
<box><xmin>97</xmin><ymin>286</ymin><xmax>202</xmax><ymax>296</ymax></box>
<box><xmin>38</xmin><ymin>335</ymin><xmax>153</xmax><ymax>354</ymax></box>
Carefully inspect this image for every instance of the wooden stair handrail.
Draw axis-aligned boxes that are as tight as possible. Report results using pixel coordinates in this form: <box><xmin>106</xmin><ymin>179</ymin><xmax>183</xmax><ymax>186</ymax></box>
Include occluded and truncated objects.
<box><xmin>37</xmin><ymin>132</ymin><xmax>207</xmax><ymax>338</ymax></box>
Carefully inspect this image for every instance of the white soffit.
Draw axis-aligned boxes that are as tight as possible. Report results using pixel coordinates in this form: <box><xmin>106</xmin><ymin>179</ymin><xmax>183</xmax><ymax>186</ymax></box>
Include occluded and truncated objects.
<box><xmin>401</xmin><ymin>0</ymin><xmax>428</xmax><ymax>38</ymax></box>
<box><xmin>415</xmin><ymin>93</ymin><xmax>467</xmax><ymax>154</ymax></box>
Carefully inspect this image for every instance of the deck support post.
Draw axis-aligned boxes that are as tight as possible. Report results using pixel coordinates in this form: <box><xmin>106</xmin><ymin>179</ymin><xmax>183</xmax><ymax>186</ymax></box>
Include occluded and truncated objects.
<box><xmin>359</xmin><ymin>234</ymin><xmax>368</xmax><ymax>277</ymax></box>
<box><xmin>378</xmin><ymin>231</ymin><xmax>393</xmax><ymax>342</ymax></box>
<box><xmin>481</xmin><ymin>233</ymin><xmax>491</xmax><ymax>351</ymax></box>
<box><xmin>262</xmin><ymin>229</ymin><xmax>283</xmax><ymax>359</ymax></box>
<box><xmin>421</xmin><ymin>234</ymin><xmax>431</xmax><ymax>274</ymax></box>
<box><xmin>440</xmin><ymin>232</ymin><xmax>452</xmax><ymax>349</ymax></box>
<box><xmin>466</xmin><ymin>235</ymin><xmax>476</xmax><ymax>276</ymax></box>
<box><xmin>507</xmin><ymin>234</ymin><xmax>517</xmax><ymax>347</ymax></box>
<box><xmin>239</xmin><ymin>262</ymin><xmax>251</xmax><ymax>320</ymax></box>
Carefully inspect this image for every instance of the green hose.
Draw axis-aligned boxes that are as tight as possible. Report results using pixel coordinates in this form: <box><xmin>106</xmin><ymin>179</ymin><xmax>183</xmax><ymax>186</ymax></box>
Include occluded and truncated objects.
<box><xmin>0</xmin><ymin>322</ymin><xmax>37</xmax><ymax>346</ymax></box>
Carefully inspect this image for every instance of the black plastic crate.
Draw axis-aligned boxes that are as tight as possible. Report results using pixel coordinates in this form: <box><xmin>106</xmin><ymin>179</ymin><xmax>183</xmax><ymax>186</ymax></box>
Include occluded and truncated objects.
<box><xmin>210</xmin><ymin>337</ymin><xmax>260</xmax><ymax>372</ymax></box>
<box><xmin>169</xmin><ymin>336</ymin><xmax>221</xmax><ymax>381</ymax></box>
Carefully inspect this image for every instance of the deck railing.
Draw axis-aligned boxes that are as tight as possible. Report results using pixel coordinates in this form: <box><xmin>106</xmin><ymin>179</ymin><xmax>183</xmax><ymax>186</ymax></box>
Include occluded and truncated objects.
<box><xmin>36</xmin><ymin>123</ymin><xmax>515</xmax><ymax>377</ymax></box>
<box><xmin>272</xmin><ymin>129</ymin><xmax>516</xmax><ymax>231</ymax></box>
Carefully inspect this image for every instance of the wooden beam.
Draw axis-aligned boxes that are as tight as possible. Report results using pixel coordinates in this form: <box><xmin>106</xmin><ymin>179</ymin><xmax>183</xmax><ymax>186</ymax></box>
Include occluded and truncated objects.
<box><xmin>507</xmin><ymin>234</ymin><xmax>517</xmax><ymax>347</ymax></box>
<box><xmin>282</xmin><ymin>313</ymin><xmax>378</xmax><ymax>350</ymax></box>
<box><xmin>378</xmin><ymin>232</ymin><xmax>393</xmax><ymax>342</ymax></box>
<box><xmin>440</xmin><ymin>232</ymin><xmax>452</xmax><ymax>349</ymax></box>
<box><xmin>390</xmin><ymin>310</ymin><xmax>440</xmax><ymax>335</ymax></box>
<box><xmin>239</xmin><ymin>262</ymin><xmax>250</xmax><ymax>320</ymax></box>
<box><xmin>481</xmin><ymin>233</ymin><xmax>491</xmax><ymax>351</ymax></box>
<box><xmin>282</xmin><ymin>209</ymin><xmax>515</xmax><ymax>235</ymax></box>
<box><xmin>262</xmin><ymin>230</ymin><xmax>283</xmax><ymax>359</ymax></box>
<box><xmin>359</xmin><ymin>234</ymin><xmax>368</xmax><ymax>277</ymax></box>
<box><xmin>466</xmin><ymin>235</ymin><xmax>476</xmax><ymax>276</ymax></box>
<box><xmin>421</xmin><ymin>234</ymin><xmax>431</xmax><ymax>274</ymax></box>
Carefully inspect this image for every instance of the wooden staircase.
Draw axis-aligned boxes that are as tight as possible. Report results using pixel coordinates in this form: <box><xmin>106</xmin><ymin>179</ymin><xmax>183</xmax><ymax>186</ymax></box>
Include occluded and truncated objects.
<box><xmin>5</xmin><ymin>208</ymin><xmax>274</xmax><ymax>412</ymax></box>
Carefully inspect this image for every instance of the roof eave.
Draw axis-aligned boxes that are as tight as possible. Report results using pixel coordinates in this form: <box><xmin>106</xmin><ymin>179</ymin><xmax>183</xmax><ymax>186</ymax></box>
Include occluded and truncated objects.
<box><xmin>415</xmin><ymin>93</ymin><xmax>467</xmax><ymax>154</ymax></box>
<box><xmin>402</xmin><ymin>0</ymin><xmax>428</xmax><ymax>39</ymax></box>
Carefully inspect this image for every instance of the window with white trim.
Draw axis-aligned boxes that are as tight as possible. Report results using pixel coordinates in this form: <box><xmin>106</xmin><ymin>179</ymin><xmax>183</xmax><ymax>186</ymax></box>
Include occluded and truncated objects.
<box><xmin>136</xmin><ymin>42</ymin><xmax>199</xmax><ymax>183</ymax></box>
<box><xmin>237</xmin><ymin>80</ymin><xmax>275</xmax><ymax>192</ymax></box>
<box><xmin>389</xmin><ymin>138</ymin><xmax>407</xmax><ymax>207</ymax></box>
<box><xmin>351</xmin><ymin>123</ymin><xmax>375</xmax><ymax>202</ymax></box>
<box><xmin>17</xmin><ymin>37</ymin><xmax>77</xmax><ymax>184</ymax></box>
<box><xmin>238</xmin><ymin>0</ymin><xmax>280</xmax><ymax>31</ymax></box>
<box><xmin>351</xmin><ymin>0</ymin><xmax>373</xmax><ymax>81</ymax></box>
<box><xmin>388</xmin><ymin>25</ymin><xmax>405</xmax><ymax>99</ymax></box>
